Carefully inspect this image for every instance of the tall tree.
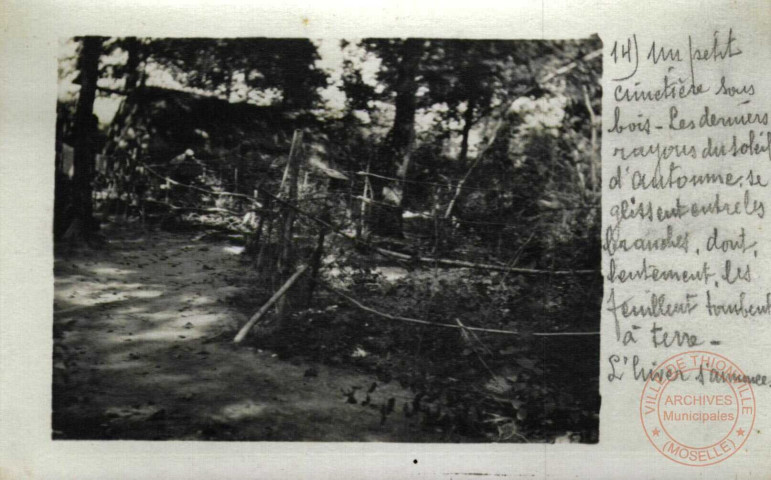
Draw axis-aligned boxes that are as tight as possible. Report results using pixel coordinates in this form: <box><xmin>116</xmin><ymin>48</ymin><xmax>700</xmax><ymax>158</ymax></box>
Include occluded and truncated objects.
<box><xmin>67</xmin><ymin>36</ymin><xmax>104</xmax><ymax>239</ymax></box>
<box><xmin>360</xmin><ymin>38</ymin><xmax>424</xmax><ymax>237</ymax></box>
<box><xmin>102</xmin><ymin>37</ymin><xmax>147</xmax><ymax>158</ymax></box>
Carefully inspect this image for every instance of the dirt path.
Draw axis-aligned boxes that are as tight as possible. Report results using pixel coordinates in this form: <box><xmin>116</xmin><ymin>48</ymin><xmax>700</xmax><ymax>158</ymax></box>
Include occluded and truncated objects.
<box><xmin>53</xmin><ymin>226</ymin><xmax>440</xmax><ymax>441</ymax></box>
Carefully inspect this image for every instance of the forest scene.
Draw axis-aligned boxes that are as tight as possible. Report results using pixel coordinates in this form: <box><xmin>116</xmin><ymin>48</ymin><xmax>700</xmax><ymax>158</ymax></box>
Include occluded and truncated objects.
<box><xmin>53</xmin><ymin>36</ymin><xmax>602</xmax><ymax>443</ymax></box>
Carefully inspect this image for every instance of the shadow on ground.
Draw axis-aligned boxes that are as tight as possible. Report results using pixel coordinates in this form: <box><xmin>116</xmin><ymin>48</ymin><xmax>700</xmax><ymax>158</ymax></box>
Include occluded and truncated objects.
<box><xmin>53</xmin><ymin>225</ymin><xmax>442</xmax><ymax>441</ymax></box>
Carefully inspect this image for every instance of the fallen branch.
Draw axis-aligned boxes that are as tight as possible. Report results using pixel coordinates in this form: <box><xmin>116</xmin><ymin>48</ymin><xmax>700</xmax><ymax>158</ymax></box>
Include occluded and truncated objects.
<box><xmin>233</xmin><ymin>264</ymin><xmax>309</xmax><ymax>344</ymax></box>
<box><xmin>96</xmin><ymin>85</ymin><xmax>128</xmax><ymax>96</ymax></box>
<box><xmin>456</xmin><ymin>318</ymin><xmax>498</xmax><ymax>378</ymax></box>
<box><xmin>316</xmin><ymin>280</ymin><xmax>597</xmax><ymax>337</ymax></box>
<box><xmin>141</xmin><ymin>163</ymin><xmax>263</xmax><ymax>207</ymax></box>
<box><xmin>372</xmin><ymin>247</ymin><xmax>596</xmax><ymax>276</ymax></box>
<box><xmin>530</xmin><ymin>331</ymin><xmax>599</xmax><ymax>336</ymax></box>
<box><xmin>144</xmin><ymin>199</ymin><xmax>244</xmax><ymax>216</ymax></box>
<box><xmin>456</xmin><ymin>317</ymin><xmax>493</xmax><ymax>355</ymax></box>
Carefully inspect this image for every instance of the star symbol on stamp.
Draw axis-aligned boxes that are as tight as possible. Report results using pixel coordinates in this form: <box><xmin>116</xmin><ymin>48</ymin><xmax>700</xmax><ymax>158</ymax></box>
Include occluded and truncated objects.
<box><xmin>737</xmin><ymin>428</ymin><xmax>745</xmax><ymax>437</ymax></box>
<box><xmin>652</xmin><ymin>428</ymin><xmax>660</xmax><ymax>437</ymax></box>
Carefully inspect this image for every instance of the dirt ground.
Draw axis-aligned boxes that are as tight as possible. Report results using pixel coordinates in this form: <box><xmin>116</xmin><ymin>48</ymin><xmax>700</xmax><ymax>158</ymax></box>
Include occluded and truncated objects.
<box><xmin>52</xmin><ymin>225</ymin><xmax>442</xmax><ymax>441</ymax></box>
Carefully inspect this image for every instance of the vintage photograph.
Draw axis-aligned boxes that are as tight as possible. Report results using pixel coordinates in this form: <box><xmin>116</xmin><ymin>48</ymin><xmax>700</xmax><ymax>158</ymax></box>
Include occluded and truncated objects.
<box><xmin>53</xmin><ymin>36</ymin><xmax>602</xmax><ymax>443</ymax></box>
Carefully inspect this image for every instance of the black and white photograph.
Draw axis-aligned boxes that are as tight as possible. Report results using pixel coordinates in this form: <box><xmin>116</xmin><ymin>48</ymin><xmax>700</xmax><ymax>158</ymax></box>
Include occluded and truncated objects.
<box><xmin>52</xmin><ymin>36</ymin><xmax>602</xmax><ymax>443</ymax></box>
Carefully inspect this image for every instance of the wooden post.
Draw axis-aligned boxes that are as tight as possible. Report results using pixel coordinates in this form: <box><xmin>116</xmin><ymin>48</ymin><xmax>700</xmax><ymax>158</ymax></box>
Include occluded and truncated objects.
<box><xmin>234</xmin><ymin>264</ymin><xmax>309</xmax><ymax>343</ymax></box>
<box><xmin>245</xmin><ymin>189</ymin><xmax>263</xmax><ymax>257</ymax></box>
<box><xmin>305</xmin><ymin>201</ymin><xmax>329</xmax><ymax>307</ymax></box>
<box><xmin>278</xmin><ymin>161</ymin><xmax>290</xmax><ymax>198</ymax></box>
<box><xmin>356</xmin><ymin>159</ymin><xmax>371</xmax><ymax>238</ymax></box>
<box><xmin>247</xmin><ymin>211</ymin><xmax>265</xmax><ymax>258</ymax></box>
<box><xmin>256</xmin><ymin>196</ymin><xmax>273</xmax><ymax>271</ymax></box>
<box><xmin>275</xmin><ymin>130</ymin><xmax>304</xmax><ymax>322</ymax></box>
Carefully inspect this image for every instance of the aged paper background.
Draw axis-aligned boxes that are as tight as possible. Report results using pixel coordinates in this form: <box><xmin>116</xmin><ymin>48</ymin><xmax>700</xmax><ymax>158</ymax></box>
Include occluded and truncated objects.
<box><xmin>1</xmin><ymin>0</ymin><xmax>770</xmax><ymax>478</ymax></box>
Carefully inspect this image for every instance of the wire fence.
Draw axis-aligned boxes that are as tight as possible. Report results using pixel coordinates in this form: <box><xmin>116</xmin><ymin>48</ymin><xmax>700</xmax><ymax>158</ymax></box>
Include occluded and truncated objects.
<box><xmin>67</xmin><ymin>154</ymin><xmax>603</xmax><ymax>338</ymax></box>
<box><xmin>102</xmin><ymin>151</ymin><xmax>597</xmax><ymax>228</ymax></box>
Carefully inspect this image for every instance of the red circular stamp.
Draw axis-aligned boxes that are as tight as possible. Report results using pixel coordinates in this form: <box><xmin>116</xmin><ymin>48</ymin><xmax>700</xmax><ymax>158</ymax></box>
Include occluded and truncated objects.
<box><xmin>639</xmin><ymin>350</ymin><xmax>755</xmax><ymax>466</ymax></box>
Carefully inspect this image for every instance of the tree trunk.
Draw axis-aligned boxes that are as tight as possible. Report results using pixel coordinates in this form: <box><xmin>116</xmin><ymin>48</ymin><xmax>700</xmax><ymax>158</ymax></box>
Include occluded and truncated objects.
<box><xmin>100</xmin><ymin>38</ymin><xmax>145</xmax><ymax>223</ymax></box>
<box><xmin>69</xmin><ymin>36</ymin><xmax>103</xmax><ymax>238</ymax></box>
<box><xmin>458</xmin><ymin>98</ymin><xmax>475</xmax><ymax>165</ymax></box>
<box><xmin>582</xmin><ymin>85</ymin><xmax>599</xmax><ymax>195</ymax></box>
<box><xmin>103</xmin><ymin>38</ymin><xmax>144</xmax><ymax>157</ymax></box>
<box><xmin>444</xmin><ymin>98</ymin><xmax>514</xmax><ymax>219</ymax></box>
<box><xmin>123</xmin><ymin>38</ymin><xmax>144</xmax><ymax>92</ymax></box>
<box><xmin>372</xmin><ymin>39</ymin><xmax>422</xmax><ymax>238</ymax></box>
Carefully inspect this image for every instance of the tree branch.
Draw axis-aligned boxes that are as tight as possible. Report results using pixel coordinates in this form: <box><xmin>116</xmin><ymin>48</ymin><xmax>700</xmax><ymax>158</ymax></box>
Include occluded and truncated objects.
<box><xmin>539</xmin><ymin>49</ymin><xmax>602</xmax><ymax>84</ymax></box>
<box><xmin>317</xmin><ymin>280</ymin><xmax>598</xmax><ymax>336</ymax></box>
